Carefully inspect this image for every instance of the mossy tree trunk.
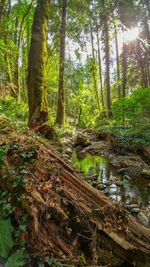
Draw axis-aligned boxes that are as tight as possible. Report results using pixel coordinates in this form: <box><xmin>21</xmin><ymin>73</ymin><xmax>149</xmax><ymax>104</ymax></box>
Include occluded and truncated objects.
<box><xmin>56</xmin><ymin>0</ymin><xmax>67</xmax><ymax>126</ymax></box>
<box><xmin>27</xmin><ymin>0</ymin><xmax>51</xmax><ymax>127</ymax></box>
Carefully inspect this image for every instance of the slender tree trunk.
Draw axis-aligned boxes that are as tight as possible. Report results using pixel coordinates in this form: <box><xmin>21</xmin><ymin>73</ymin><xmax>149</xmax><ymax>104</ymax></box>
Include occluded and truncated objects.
<box><xmin>27</xmin><ymin>0</ymin><xmax>51</xmax><ymax>127</ymax></box>
<box><xmin>14</xmin><ymin>0</ymin><xmax>34</xmax><ymax>99</ymax></box>
<box><xmin>103</xmin><ymin>17</ymin><xmax>112</xmax><ymax>117</ymax></box>
<box><xmin>143</xmin><ymin>0</ymin><xmax>150</xmax><ymax>86</ymax></box>
<box><xmin>56</xmin><ymin>0</ymin><xmax>67</xmax><ymax>126</ymax></box>
<box><xmin>90</xmin><ymin>26</ymin><xmax>101</xmax><ymax>113</ymax></box>
<box><xmin>96</xmin><ymin>25</ymin><xmax>104</xmax><ymax>108</ymax></box>
<box><xmin>122</xmin><ymin>41</ymin><xmax>127</xmax><ymax>97</ymax></box>
<box><xmin>113</xmin><ymin>15</ymin><xmax>121</xmax><ymax>98</ymax></box>
<box><xmin>136</xmin><ymin>39</ymin><xmax>148</xmax><ymax>87</ymax></box>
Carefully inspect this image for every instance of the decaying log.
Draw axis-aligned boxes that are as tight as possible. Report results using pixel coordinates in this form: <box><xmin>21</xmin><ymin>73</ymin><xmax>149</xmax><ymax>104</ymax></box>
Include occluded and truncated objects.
<box><xmin>0</xmin><ymin>122</ymin><xmax>150</xmax><ymax>267</ymax></box>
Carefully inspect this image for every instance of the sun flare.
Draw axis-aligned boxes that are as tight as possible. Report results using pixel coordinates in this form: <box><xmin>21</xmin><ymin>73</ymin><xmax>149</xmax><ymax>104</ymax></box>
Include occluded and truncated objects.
<box><xmin>123</xmin><ymin>27</ymin><xmax>139</xmax><ymax>43</ymax></box>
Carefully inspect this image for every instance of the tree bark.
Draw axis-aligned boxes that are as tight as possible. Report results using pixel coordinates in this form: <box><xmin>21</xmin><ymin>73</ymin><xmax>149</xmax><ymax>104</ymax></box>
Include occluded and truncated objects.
<box><xmin>90</xmin><ymin>26</ymin><xmax>101</xmax><ymax>113</ymax></box>
<box><xmin>113</xmin><ymin>15</ymin><xmax>121</xmax><ymax>98</ymax></box>
<box><xmin>27</xmin><ymin>0</ymin><xmax>51</xmax><ymax>127</ymax></box>
<box><xmin>96</xmin><ymin>25</ymin><xmax>104</xmax><ymax>108</ymax></box>
<box><xmin>56</xmin><ymin>0</ymin><xmax>67</xmax><ymax>126</ymax></box>
<box><xmin>136</xmin><ymin>39</ymin><xmax>148</xmax><ymax>87</ymax></box>
<box><xmin>122</xmin><ymin>41</ymin><xmax>127</xmax><ymax>97</ymax></box>
<box><xmin>103</xmin><ymin>16</ymin><xmax>112</xmax><ymax>117</ymax></box>
<box><xmin>14</xmin><ymin>0</ymin><xmax>34</xmax><ymax>99</ymax></box>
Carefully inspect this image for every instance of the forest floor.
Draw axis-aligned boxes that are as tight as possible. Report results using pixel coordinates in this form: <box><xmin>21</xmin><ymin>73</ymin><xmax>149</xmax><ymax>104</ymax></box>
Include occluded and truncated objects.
<box><xmin>0</xmin><ymin>116</ymin><xmax>150</xmax><ymax>267</ymax></box>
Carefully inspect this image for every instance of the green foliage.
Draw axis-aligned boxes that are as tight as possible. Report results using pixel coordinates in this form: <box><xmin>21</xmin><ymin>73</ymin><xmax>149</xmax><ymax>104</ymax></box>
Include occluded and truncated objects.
<box><xmin>5</xmin><ymin>249</ymin><xmax>25</xmax><ymax>267</ymax></box>
<box><xmin>112</xmin><ymin>88</ymin><xmax>150</xmax><ymax>127</ymax></box>
<box><xmin>0</xmin><ymin>146</ymin><xmax>6</xmax><ymax>168</ymax></box>
<box><xmin>38</xmin><ymin>257</ymin><xmax>62</xmax><ymax>267</ymax></box>
<box><xmin>0</xmin><ymin>217</ymin><xmax>27</xmax><ymax>267</ymax></box>
<box><xmin>0</xmin><ymin>218</ymin><xmax>14</xmax><ymax>258</ymax></box>
<box><xmin>0</xmin><ymin>96</ymin><xmax>28</xmax><ymax>128</ymax></box>
<box><xmin>0</xmin><ymin>190</ymin><xmax>13</xmax><ymax>217</ymax></box>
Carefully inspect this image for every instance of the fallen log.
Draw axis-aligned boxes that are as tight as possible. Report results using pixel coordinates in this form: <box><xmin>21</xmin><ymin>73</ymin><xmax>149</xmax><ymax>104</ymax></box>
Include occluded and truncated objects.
<box><xmin>0</xmin><ymin>119</ymin><xmax>150</xmax><ymax>266</ymax></box>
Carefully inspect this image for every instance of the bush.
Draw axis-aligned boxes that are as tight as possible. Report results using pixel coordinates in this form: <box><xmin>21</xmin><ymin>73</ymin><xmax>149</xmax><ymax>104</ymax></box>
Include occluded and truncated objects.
<box><xmin>112</xmin><ymin>87</ymin><xmax>150</xmax><ymax>127</ymax></box>
<box><xmin>0</xmin><ymin>96</ymin><xmax>28</xmax><ymax>128</ymax></box>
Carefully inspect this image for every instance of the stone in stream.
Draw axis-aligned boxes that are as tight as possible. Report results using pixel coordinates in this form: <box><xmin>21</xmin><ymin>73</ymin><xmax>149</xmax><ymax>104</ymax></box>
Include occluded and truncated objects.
<box><xmin>137</xmin><ymin>211</ymin><xmax>149</xmax><ymax>227</ymax></box>
<box><xmin>96</xmin><ymin>183</ymin><xmax>106</xmax><ymax>190</ymax></box>
<box><xmin>75</xmin><ymin>133</ymin><xmax>91</xmax><ymax>147</ymax></box>
<box><xmin>103</xmin><ymin>181</ymin><xmax>112</xmax><ymax>186</ymax></box>
<box><xmin>104</xmin><ymin>188</ymin><xmax>109</xmax><ymax>195</ymax></box>
<box><xmin>92</xmin><ymin>181</ymin><xmax>98</xmax><ymax>187</ymax></box>
<box><xmin>114</xmin><ymin>181</ymin><xmax>124</xmax><ymax>186</ymax></box>
<box><xmin>123</xmin><ymin>174</ymin><xmax>132</xmax><ymax>180</ymax></box>
<box><xmin>131</xmin><ymin>207</ymin><xmax>140</xmax><ymax>214</ymax></box>
<box><xmin>125</xmin><ymin>204</ymin><xmax>139</xmax><ymax>211</ymax></box>
<box><xmin>142</xmin><ymin>168</ymin><xmax>150</xmax><ymax>179</ymax></box>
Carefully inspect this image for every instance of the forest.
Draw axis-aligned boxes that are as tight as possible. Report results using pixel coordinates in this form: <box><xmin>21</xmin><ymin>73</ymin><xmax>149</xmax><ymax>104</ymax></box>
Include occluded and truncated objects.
<box><xmin>0</xmin><ymin>0</ymin><xmax>150</xmax><ymax>266</ymax></box>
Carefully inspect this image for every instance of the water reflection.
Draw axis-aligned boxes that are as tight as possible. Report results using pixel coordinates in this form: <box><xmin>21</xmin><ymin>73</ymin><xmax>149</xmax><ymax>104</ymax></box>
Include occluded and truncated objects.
<box><xmin>71</xmin><ymin>151</ymin><xmax>150</xmax><ymax>210</ymax></box>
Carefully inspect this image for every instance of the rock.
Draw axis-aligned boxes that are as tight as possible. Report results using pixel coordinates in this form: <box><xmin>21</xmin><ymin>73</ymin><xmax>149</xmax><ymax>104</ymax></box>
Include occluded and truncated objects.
<box><xmin>142</xmin><ymin>168</ymin><xmax>150</xmax><ymax>179</ymax></box>
<box><xmin>125</xmin><ymin>204</ymin><xmax>139</xmax><ymax>211</ymax></box>
<box><xmin>126</xmin><ymin>166</ymin><xmax>143</xmax><ymax>177</ymax></box>
<box><xmin>75</xmin><ymin>133</ymin><xmax>91</xmax><ymax>147</ymax></box>
<box><xmin>114</xmin><ymin>181</ymin><xmax>124</xmax><ymax>187</ymax></box>
<box><xmin>148</xmin><ymin>183</ymin><xmax>150</xmax><ymax>188</ymax></box>
<box><xmin>65</xmin><ymin>147</ymin><xmax>72</xmax><ymax>155</ymax></box>
<box><xmin>131</xmin><ymin>207</ymin><xmax>140</xmax><ymax>214</ymax></box>
<box><xmin>117</xmin><ymin>168</ymin><xmax>126</xmax><ymax>174</ymax></box>
<box><xmin>123</xmin><ymin>175</ymin><xmax>131</xmax><ymax>180</ymax></box>
<box><xmin>143</xmin><ymin>147</ymin><xmax>150</xmax><ymax>160</ymax></box>
<box><xmin>86</xmin><ymin>174</ymin><xmax>98</xmax><ymax>181</ymax></box>
<box><xmin>76</xmin><ymin>146</ymin><xmax>87</xmax><ymax>159</ymax></box>
<box><xmin>137</xmin><ymin>212</ymin><xmax>149</xmax><ymax>227</ymax></box>
<box><xmin>104</xmin><ymin>188</ymin><xmax>109</xmax><ymax>195</ymax></box>
<box><xmin>84</xmin><ymin>141</ymin><xmax>108</xmax><ymax>155</ymax></box>
<box><xmin>92</xmin><ymin>181</ymin><xmax>98</xmax><ymax>187</ymax></box>
<box><xmin>110</xmin><ymin>176</ymin><xmax>118</xmax><ymax>181</ymax></box>
<box><xmin>96</xmin><ymin>183</ymin><xmax>106</xmax><ymax>190</ymax></box>
<box><xmin>110</xmin><ymin>153</ymin><xmax>148</xmax><ymax>177</ymax></box>
<box><xmin>103</xmin><ymin>181</ymin><xmax>112</xmax><ymax>186</ymax></box>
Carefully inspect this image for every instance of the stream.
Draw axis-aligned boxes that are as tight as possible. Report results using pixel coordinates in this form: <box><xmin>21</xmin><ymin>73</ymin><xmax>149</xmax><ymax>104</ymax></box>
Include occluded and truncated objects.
<box><xmin>71</xmin><ymin>150</ymin><xmax>150</xmax><ymax>227</ymax></box>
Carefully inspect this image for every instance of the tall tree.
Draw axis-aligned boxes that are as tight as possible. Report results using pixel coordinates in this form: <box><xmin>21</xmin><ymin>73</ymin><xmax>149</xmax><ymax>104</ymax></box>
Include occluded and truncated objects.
<box><xmin>27</xmin><ymin>0</ymin><xmax>51</xmax><ymax>127</ymax></box>
<box><xmin>102</xmin><ymin>11</ymin><xmax>112</xmax><ymax>117</ymax></box>
<box><xmin>56</xmin><ymin>0</ymin><xmax>67</xmax><ymax>126</ymax></box>
<box><xmin>90</xmin><ymin>25</ymin><xmax>101</xmax><ymax>113</ymax></box>
<box><xmin>113</xmin><ymin>13</ymin><xmax>121</xmax><ymax>98</ymax></box>
<box><xmin>96</xmin><ymin>24</ymin><xmax>104</xmax><ymax>107</ymax></box>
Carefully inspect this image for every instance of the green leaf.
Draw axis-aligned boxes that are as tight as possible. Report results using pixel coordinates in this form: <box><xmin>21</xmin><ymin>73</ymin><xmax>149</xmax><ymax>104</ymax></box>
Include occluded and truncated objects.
<box><xmin>0</xmin><ymin>218</ymin><xmax>14</xmax><ymax>258</ymax></box>
<box><xmin>5</xmin><ymin>249</ymin><xmax>25</xmax><ymax>267</ymax></box>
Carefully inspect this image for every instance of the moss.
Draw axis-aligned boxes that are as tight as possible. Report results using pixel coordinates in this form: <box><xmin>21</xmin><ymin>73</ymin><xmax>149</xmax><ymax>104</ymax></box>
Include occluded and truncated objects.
<box><xmin>27</xmin><ymin>0</ymin><xmax>51</xmax><ymax>127</ymax></box>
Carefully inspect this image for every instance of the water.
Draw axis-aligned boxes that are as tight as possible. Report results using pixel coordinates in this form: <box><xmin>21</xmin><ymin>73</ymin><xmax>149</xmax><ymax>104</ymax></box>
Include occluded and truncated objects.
<box><xmin>72</xmin><ymin>151</ymin><xmax>150</xmax><ymax>212</ymax></box>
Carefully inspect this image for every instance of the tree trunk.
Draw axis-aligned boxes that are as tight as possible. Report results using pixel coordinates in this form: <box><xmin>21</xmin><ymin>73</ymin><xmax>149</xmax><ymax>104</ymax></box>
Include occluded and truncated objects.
<box><xmin>96</xmin><ymin>25</ymin><xmax>104</xmax><ymax>108</ymax></box>
<box><xmin>14</xmin><ymin>0</ymin><xmax>34</xmax><ymax>99</ymax></box>
<box><xmin>56</xmin><ymin>0</ymin><xmax>67</xmax><ymax>126</ymax></box>
<box><xmin>27</xmin><ymin>0</ymin><xmax>51</xmax><ymax>127</ymax></box>
<box><xmin>136</xmin><ymin>39</ymin><xmax>148</xmax><ymax>87</ymax></box>
<box><xmin>122</xmin><ymin>37</ymin><xmax>127</xmax><ymax>97</ymax></box>
<box><xmin>113</xmin><ymin>15</ymin><xmax>121</xmax><ymax>98</ymax></box>
<box><xmin>103</xmin><ymin>17</ymin><xmax>112</xmax><ymax>118</ymax></box>
<box><xmin>90</xmin><ymin>26</ymin><xmax>101</xmax><ymax>113</ymax></box>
